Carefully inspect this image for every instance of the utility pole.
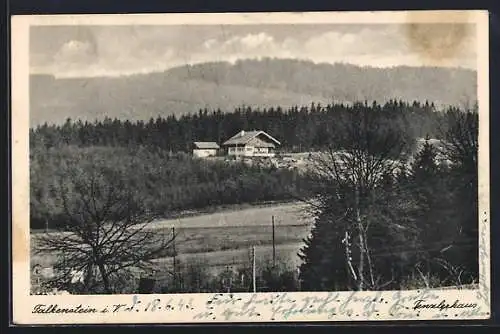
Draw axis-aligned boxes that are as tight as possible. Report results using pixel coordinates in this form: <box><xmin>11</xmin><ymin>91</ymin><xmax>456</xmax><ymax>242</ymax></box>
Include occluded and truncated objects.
<box><xmin>272</xmin><ymin>216</ymin><xmax>276</xmax><ymax>268</ymax></box>
<box><xmin>252</xmin><ymin>246</ymin><xmax>256</xmax><ymax>293</ymax></box>
<box><xmin>172</xmin><ymin>226</ymin><xmax>177</xmax><ymax>290</ymax></box>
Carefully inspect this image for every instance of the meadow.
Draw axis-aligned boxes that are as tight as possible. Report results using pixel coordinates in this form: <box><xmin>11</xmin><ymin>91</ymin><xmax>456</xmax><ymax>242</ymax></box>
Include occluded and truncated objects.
<box><xmin>31</xmin><ymin>202</ymin><xmax>314</xmax><ymax>278</ymax></box>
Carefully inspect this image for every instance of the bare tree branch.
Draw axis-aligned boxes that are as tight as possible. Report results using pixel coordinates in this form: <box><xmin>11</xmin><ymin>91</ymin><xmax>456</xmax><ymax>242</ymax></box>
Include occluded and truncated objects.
<box><xmin>34</xmin><ymin>161</ymin><xmax>176</xmax><ymax>294</ymax></box>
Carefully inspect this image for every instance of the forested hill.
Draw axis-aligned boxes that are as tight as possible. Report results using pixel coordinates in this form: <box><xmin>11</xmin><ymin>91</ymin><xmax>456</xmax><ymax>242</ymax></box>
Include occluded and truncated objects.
<box><xmin>30</xmin><ymin>58</ymin><xmax>476</xmax><ymax>127</ymax></box>
<box><xmin>30</xmin><ymin>101</ymin><xmax>467</xmax><ymax>153</ymax></box>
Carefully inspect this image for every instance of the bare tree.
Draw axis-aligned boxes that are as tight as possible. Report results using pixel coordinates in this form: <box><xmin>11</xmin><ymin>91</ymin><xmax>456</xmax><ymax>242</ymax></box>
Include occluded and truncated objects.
<box><xmin>34</xmin><ymin>157</ymin><xmax>176</xmax><ymax>294</ymax></box>
<box><xmin>306</xmin><ymin>106</ymin><xmax>415</xmax><ymax>290</ymax></box>
<box><xmin>439</xmin><ymin>103</ymin><xmax>478</xmax><ymax>174</ymax></box>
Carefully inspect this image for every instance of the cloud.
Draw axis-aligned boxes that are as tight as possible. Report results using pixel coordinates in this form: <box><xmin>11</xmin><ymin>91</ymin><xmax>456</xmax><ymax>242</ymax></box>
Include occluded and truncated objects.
<box><xmin>30</xmin><ymin>25</ymin><xmax>477</xmax><ymax>78</ymax></box>
<box><xmin>31</xmin><ymin>31</ymin><xmax>182</xmax><ymax>78</ymax></box>
<box><xmin>304</xmin><ymin>31</ymin><xmax>359</xmax><ymax>56</ymax></box>
<box><xmin>196</xmin><ymin>28</ymin><xmax>476</xmax><ymax>70</ymax></box>
<box><xmin>238</xmin><ymin>32</ymin><xmax>275</xmax><ymax>49</ymax></box>
<box><xmin>60</xmin><ymin>40</ymin><xmax>90</xmax><ymax>54</ymax></box>
<box><xmin>54</xmin><ymin>40</ymin><xmax>95</xmax><ymax>64</ymax></box>
<box><xmin>203</xmin><ymin>33</ymin><xmax>280</xmax><ymax>56</ymax></box>
<box><xmin>203</xmin><ymin>38</ymin><xmax>217</xmax><ymax>49</ymax></box>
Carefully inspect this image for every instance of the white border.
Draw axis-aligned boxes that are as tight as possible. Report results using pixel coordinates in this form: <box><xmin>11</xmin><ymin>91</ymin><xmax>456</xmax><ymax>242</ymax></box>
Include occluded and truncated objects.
<box><xmin>11</xmin><ymin>10</ymin><xmax>490</xmax><ymax>324</ymax></box>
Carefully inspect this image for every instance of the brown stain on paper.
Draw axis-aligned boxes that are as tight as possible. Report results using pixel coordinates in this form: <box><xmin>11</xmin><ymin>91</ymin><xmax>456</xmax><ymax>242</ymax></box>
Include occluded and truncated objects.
<box><xmin>12</xmin><ymin>218</ymin><xmax>29</xmax><ymax>264</ymax></box>
<box><xmin>403</xmin><ymin>11</ymin><xmax>472</xmax><ymax>66</ymax></box>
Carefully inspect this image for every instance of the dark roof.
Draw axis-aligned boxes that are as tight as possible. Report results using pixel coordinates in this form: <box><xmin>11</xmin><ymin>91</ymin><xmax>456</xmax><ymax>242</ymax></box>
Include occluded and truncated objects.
<box><xmin>193</xmin><ymin>142</ymin><xmax>220</xmax><ymax>149</ymax></box>
<box><xmin>222</xmin><ymin>130</ymin><xmax>280</xmax><ymax>146</ymax></box>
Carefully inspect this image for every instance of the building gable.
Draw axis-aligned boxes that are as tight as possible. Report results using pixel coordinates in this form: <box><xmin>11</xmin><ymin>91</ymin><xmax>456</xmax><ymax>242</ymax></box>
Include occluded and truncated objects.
<box><xmin>246</xmin><ymin>136</ymin><xmax>276</xmax><ymax>148</ymax></box>
<box><xmin>222</xmin><ymin>130</ymin><xmax>280</xmax><ymax>147</ymax></box>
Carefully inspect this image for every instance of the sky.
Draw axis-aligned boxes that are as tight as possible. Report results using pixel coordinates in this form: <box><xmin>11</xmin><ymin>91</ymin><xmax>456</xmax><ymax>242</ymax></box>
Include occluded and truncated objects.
<box><xmin>30</xmin><ymin>23</ymin><xmax>477</xmax><ymax>78</ymax></box>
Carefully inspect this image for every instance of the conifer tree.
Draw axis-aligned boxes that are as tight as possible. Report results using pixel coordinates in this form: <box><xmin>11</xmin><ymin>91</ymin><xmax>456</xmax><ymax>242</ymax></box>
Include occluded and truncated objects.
<box><xmin>299</xmin><ymin>107</ymin><xmax>416</xmax><ymax>291</ymax></box>
<box><xmin>439</xmin><ymin>108</ymin><xmax>479</xmax><ymax>282</ymax></box>
<box><xmin>409</xmin><ymin>137</ymin><xmax>445</xmax><ymax>273</ymax></box>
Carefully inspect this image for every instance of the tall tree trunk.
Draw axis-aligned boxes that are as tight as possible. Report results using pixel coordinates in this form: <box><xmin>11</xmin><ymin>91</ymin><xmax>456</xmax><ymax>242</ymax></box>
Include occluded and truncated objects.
<box><xmin>355</xmin><ymin>186</ymin><xmax>364</xmax><ymax>291</ymax></box>
<box><xmin>357</xmin><ymin>222</ymin><xmax>365</xmax><ymax>291</ymax></box>
<box><xmin>97</xmin><ymin>261</ymin><xmax>111</xmax><ymax>293</ymax></box>
<box><xmin>364</xmin><ymin>233</ymin><xmax>376</xmax><ymax>289</ymax></box>
<box><xmin>83</xmin><ymin>264</ymin><xmax>94</xmax><ymax>293</ymax></box>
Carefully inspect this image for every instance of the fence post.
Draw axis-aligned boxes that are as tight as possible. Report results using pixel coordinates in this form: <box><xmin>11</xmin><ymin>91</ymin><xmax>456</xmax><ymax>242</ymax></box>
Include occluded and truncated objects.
<box><xmin>272</xmin><ymin>216</ymin><xmax>276</xmax><ymax>268</ymax></box>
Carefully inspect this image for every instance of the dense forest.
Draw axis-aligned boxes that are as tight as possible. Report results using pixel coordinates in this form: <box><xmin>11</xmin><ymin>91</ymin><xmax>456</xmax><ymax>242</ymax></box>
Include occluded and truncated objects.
<box><xmin>30</xmin><ymin>146</ymin><xmax>308</xmax><ymax>230</ymax></box>
<box><xmin>31</xmin><ymin>100</ymin><xmax>457</xmax><ymax>153</ymax></box>
<box><xmin>30</xmin><ymin>100</ymin><xmax>479</xmax><ymax>291</ymax></box>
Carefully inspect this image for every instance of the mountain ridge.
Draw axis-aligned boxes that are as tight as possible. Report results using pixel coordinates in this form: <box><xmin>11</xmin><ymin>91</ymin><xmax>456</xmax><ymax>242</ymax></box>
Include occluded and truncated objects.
<box><xmin>30</xmin><ymin>58</ymin><xmax>477</xmax><ymax>127</ymax></box>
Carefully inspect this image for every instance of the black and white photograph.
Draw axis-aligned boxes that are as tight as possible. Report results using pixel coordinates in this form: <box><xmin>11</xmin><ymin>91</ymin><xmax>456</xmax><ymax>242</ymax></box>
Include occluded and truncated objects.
<box><xmin>11</xmin><ymin>10</ymin><xmax>490</xmax><ymax>324</ymax></box>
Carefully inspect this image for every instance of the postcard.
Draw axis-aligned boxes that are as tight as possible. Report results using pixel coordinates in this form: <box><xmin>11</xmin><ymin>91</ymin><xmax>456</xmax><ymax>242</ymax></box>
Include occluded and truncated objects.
<box><xmin>11</xmin><ymin>10</ymin><xmax>490</xmax><ymax>324</ymax></box>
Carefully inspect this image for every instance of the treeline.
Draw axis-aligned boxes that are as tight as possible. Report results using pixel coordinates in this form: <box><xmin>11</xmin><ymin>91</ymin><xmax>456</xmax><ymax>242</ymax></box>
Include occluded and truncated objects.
<box><xmin>30</xmin><ymin>145</ymin><xmax>308</xmax><ymax>230</ymax></box>
<box><xmin>298</xmin><ymin>108</ymin><xmax>479</xmax><ymax>290</ymax></box>
<box><xmin>30</xmin><ymin>100</ymin><xmax>455</xmax><ymax>153</ymax></box>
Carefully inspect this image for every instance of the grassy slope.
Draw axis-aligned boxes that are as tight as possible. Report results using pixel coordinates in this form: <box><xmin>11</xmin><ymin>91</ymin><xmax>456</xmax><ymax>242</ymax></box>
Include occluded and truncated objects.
<box><xmin>30</xmin><ymin>202</ymin><xmax>313</xmax><ymax>271</ymax></box>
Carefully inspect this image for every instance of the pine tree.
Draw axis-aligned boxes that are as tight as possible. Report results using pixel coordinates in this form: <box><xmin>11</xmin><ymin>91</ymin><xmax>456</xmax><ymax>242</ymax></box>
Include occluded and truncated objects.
<box><xmin>412</xmin><ymin>136</ymin><xmax>438</xmax><ymax>181</ymax></box>
<box><xmin>409</xmin><ymin>137</ymin><xmax>463</xmax><ymax>283</ymax></box>
<box><xmin>409</xmin><ymin>138</ymin><xmax>439</xmax><ymax>268</ymax></box>
<box><xmin>298</xmin><ymin>201</ymin><xmax>352</xmax><ymax>291</ymax></box>
<box><xmin>439</xmin><ymin>109</ymin><xmax>479</xmax><ymax>282</ymax></box>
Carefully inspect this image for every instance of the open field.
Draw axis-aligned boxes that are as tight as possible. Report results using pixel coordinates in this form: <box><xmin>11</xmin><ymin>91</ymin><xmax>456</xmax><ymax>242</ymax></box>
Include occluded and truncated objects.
<box><xmin>148</xmin><ymin>201</ymin><xmax>312</xmax><ymax>229</ymax></box>
<box><xmin>30</xmin><ymin>201</ymin><xmax>312</xmax><ymax>233</ymax></box>
<box><xmin>30</xmin><ymin>202</ymin><xmax>314</xmax><ymax>276</ymax></box>
<box><xmin>153</xmin><ymin>242</ymin><xmax>305</xmax><ymax>278</ymax></box>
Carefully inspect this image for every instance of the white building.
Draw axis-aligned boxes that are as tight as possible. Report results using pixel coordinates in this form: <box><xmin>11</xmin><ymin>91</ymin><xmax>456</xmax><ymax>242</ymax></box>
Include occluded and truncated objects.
<box><xmin>222</xmin><ymin>130</ymin><xmax>280</xmax><ymax>157</ymax></box>
<box><xmin>192</xmin><ymin>142</ymin><xmax>220</xmax><ymax>158</ymax></box>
